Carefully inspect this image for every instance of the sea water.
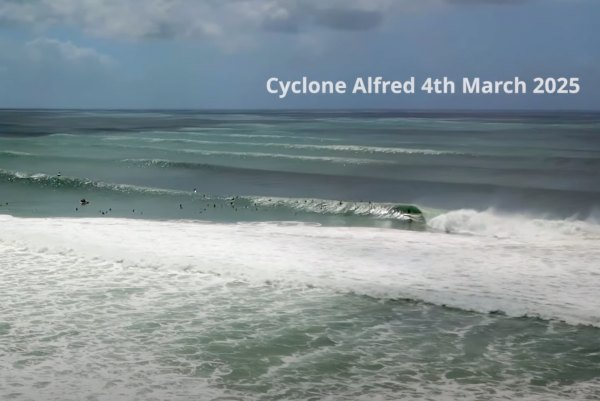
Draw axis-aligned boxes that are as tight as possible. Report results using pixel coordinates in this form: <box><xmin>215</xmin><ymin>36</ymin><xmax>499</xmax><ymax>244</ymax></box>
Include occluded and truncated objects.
<box><xmin>0</xmin><ymin>110</ymin><xmax>599</xmax><ymax>400</ymax></box>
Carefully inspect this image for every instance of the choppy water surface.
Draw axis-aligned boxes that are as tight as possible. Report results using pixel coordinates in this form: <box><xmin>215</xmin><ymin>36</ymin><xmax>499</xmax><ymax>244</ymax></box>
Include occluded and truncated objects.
<box><xmin>1</xmin><ymin>110</ymin><xmax>599</xmax><ymax>400</ymax></box>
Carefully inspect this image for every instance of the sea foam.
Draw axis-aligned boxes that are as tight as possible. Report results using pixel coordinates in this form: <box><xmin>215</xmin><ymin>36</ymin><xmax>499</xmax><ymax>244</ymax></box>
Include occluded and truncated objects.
<box><xmin>0</xmin><ymin>213</ymin><xmax>598</xmax><ymax>327</ymax></box>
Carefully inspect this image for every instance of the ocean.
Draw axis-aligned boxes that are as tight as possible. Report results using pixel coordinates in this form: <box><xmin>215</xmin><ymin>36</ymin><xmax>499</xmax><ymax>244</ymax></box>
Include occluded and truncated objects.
<box><xmin>0</xmin><ymin>109</ymin><xmax>599</xmax><ymax>400</ymax></box>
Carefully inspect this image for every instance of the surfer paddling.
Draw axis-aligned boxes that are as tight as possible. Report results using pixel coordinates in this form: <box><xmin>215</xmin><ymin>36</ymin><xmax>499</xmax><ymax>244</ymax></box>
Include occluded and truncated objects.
<box><xmin>80</xmin><ymin>198</ymin><xmax>90</xmax><ymax>206</ymax></box>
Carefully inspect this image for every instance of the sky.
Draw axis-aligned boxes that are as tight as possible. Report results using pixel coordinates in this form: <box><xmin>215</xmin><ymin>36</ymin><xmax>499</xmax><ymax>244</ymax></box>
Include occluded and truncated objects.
<box><xmin>0</xmin><ymin>0</ymin><xmax>598</xmax><ymax>110</ymax></box>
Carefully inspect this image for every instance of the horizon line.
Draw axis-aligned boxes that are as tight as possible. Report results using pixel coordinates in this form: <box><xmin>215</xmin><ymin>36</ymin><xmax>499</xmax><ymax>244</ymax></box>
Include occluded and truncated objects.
<box><xmin>1</xmin><ymin>107</ymin><xmax>599</xmax><ymax>114</ymax></box>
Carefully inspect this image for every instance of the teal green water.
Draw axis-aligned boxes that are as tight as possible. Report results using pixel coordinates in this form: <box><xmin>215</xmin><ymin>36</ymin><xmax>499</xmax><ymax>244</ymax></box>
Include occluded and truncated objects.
<box><xmin>0</xmin><ymin>110</ymin><xmax>599</xmax><ymax>400</ymax></box>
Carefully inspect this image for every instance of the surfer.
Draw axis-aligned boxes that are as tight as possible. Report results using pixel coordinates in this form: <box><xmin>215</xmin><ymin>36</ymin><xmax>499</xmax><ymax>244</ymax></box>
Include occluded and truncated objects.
<box><xmin>80</xmin><ymin>198</ymin><xmax>90</xmax><ymax>206</ymax></box>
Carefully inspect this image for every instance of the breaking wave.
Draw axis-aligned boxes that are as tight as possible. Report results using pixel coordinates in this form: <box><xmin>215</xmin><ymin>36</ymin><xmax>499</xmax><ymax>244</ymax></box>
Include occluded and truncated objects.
<box><xmin>0</xmin><ymin>215</ymin><xmax>598</xmax><ymax>327</ymax></box>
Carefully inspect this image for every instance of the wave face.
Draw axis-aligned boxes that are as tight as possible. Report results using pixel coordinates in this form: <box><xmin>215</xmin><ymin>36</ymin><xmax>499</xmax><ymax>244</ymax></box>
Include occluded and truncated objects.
<box><xmin>0</xmin><ymin>169</ymin><xmax>427</xmax><ymax>230</ymax></box>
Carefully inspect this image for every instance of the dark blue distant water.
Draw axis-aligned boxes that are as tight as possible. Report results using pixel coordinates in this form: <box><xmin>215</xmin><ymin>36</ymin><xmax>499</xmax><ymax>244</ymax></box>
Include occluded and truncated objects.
<box><xmin>0</xmin><ymin>110</ymin><xmax>599</xmax><ymax>222</ymax></box>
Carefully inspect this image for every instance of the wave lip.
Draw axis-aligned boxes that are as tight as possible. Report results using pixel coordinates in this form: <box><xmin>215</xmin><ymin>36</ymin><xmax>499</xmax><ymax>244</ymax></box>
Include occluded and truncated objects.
<box><xmin>109</xmin><ymin>143</ymin><xmax>397</xmax><ymax>165</ymax></box>
<box><xmin>0</xmin><ymin>168</ymin><xmax>189</xmax><ymax>196</ymax></box>
<box><xmin>121</xmin><ymin>158</ymin><xmax>218</xmax><ymax>171</ymax></box>
<box><xmin>249</xmin><ymin>196</ymin><xmax>422</xmax><ymax>221</ymax></box>
<box><xmin>127</xmin><ymin>136</ymin><xmax>460</xmax><ymax>155</ymax></box>
<box><xmin>0</xmin><ymin>150</ymin><xmax>34</xmax><ymax>157</ymax></box>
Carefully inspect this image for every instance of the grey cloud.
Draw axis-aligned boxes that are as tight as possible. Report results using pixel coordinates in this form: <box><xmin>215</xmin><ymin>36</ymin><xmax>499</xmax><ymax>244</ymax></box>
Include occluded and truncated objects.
<box><xmin>312</xmin><ymin>8</ymin><xmax>384</xmax><ymax>31</ymax></box>
<box><xmin>0</xmin><ymin>0</ymin><xmax>395</xmax><ymax>42</ymax></box>
<box><xmin>261</xmin><ymin>3</ymin><xmax>389</xmax><ymax>34</ymax></box>
<box><xmin>262</xmin><ymin>18</ymin><xmax>300</xmax><ymax>33</ymax></box>
<box><xmin>139</xmin><ymin>22</ymin><xmax>182</xmax><ymax>40</ymax></box>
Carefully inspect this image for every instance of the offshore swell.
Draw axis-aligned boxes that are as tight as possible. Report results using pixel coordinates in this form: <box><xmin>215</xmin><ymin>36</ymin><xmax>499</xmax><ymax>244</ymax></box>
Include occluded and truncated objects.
<box><xmin>1</xmin><ymin>110</ymin><xmax>600</xmax><ymax>400</ymax></box>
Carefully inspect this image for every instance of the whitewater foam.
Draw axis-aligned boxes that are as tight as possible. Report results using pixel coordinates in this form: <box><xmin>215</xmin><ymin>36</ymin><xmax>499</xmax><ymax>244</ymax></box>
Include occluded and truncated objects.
<box><xmin>111</xmin><ymin>144</ymin><xmax>397</xmax><ymax>165</ymax></box>
<box><xmin>0</xmin><ymin>150</ymin><xmax>34</xmax><ymax>157</ymax></box>
<box><xmin>0</xmin><ymin>214</ymin><xmax>598</xmax><ymax>327</ymax></box>
<box><xmin>428</xmin><ymin>208</ymin><xmax>600</xmax><ymax>241</ymax></box>
<box><xmin>116</xmin><ymin>136</ymin><xmax>458</xmax><ymax>156</ymax></box>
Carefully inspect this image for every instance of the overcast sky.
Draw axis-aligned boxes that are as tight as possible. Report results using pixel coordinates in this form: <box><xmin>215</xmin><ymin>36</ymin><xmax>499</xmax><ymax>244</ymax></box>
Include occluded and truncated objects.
<box><xmin>0</xmin><ymin>0</ymin><xmax>598</xmax><ymax>110</ymax></box>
